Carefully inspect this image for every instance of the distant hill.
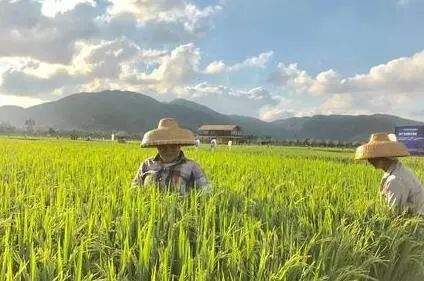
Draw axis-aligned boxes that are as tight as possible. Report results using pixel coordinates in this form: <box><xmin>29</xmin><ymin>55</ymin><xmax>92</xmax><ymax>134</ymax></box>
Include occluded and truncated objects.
<box><xmin>0</xmin><ymin>90</ymin><xmax>422</xmax><ymax>141</ymax></box>
<box><xmin>271</xmin><ymin>114</ymin><xmax>424</xmax><ymax>142</ymax></box>
<box><xmin>0</xmin><ymin>105</ymin><xmax>26</xmax><ymax>126</ymax></box>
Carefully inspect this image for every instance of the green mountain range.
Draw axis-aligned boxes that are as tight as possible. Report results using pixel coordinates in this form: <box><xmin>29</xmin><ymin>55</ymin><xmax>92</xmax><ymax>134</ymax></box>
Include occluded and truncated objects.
<box><xmin>1</xmin><ymin>90</ymin><xmax>422</xmax><ymax>141</ymax></box>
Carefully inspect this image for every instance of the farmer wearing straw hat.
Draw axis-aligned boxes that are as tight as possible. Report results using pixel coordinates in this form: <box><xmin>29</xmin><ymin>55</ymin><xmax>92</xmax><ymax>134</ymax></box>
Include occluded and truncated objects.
<box><xmin>355</xmin><ymin>132</ymin><xmax>424</xmax><ymax>215</ymax></box>
<box><xmin>132</xmin><ymin>118</ymin><xmax>209</xmax><ymax>195</ymax></box>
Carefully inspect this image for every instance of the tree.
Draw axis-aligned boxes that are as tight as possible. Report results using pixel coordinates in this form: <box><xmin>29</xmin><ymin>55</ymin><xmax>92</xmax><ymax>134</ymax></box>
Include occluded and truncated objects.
<box><xmin>24</xmin><ymin>119</ymin><xmax>36</xmax><ymax>133</ymax></box>
<box><xmin>0</xmin><ymin>122</ymin><xmax>16</xmax><ymax>134</ymax></box>
<box><xmin>48</xmin><ymin>128</ymin><xmax>57</xmax><ymax>136</ymax></box>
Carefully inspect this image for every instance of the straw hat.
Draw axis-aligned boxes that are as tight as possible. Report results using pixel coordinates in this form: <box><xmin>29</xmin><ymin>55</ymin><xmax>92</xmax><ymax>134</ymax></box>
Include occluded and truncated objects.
<box><xmin>141</xmin><ymin>118</ymin><xmax>195</xmax><ymax>147</ymax></box>
<box><xmin>355</xmin><ymin>132</ymin><xmax>410</xmax><ymax>160</ymax></box>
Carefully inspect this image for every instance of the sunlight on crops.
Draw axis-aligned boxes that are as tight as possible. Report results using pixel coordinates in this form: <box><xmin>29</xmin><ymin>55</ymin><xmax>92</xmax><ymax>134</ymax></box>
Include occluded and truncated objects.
<box><xmin>1</xmin><ymin>138</ymin><xmax>424</xmax><ymax>280</ymax></box>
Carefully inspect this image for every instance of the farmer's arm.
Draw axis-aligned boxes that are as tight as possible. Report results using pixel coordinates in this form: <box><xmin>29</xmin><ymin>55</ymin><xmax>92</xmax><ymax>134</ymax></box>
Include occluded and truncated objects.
<box><xmin>132</xmin><ymin>161</ymin><xmax>148</xmax><ymax>186</ymax></box>
<box><xmin>192</xmin><ymin>163</ymin><xmax>211</xmax><ymax>193</ymax></box>
<box><xmin>383</xmin><ymin>177</ymin><xmax>408</xmax><ymax>213</ymax></box>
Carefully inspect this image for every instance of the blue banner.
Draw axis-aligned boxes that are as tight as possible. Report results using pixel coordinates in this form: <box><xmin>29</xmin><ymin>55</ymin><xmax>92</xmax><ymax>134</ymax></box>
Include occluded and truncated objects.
<box><xmin>395</xmin><ymin>126</ymin><xmax>424</xmax><ymax>155</ymax></box>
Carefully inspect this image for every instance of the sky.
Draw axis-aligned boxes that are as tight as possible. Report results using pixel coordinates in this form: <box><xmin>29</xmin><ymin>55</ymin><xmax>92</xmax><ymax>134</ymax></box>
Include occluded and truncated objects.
<box><xmin>0</xmin><ymin>0</ymin><xmax>423</xmax><ymax>121</ymax></box>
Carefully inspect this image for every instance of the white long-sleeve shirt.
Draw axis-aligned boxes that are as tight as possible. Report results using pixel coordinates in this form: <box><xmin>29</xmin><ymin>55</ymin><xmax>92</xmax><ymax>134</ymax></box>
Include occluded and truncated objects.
<box><xmin>380</xmin><ymin>161</ymin><xmax>424</xmax><ymax>215</ymax></box>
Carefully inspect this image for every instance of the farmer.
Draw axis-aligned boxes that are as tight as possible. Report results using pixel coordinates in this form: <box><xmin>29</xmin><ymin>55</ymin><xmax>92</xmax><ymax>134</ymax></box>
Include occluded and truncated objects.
<box><xmin>132</xmin><ymin>118</ymin><xmax>209</xmax><ymax>195</ymax></box>
<box><xmin>355</xmin><ymin>132</ymin><xmax>424</xmax><ymax>215</ymax></box>
<box><xmin>210</xmin><ymin>139</ymin><xmax>217</xmax><ymax>150</ymax></box>
<box><xmin>195</xmin><ymin>138</ymin><xmax>201</xmax><ymax>150</ymax></box>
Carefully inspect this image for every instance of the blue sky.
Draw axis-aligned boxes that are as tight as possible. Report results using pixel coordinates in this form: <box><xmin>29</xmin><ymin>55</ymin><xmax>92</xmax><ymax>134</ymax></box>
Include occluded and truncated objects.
<box><xmin>0</xmin><ymin>0</ymin><xmax>423</xmax><ymax>121</ymax></box>
<box><xmin>201</xmin><ymin>0</ymin><xmax>424</xmax><ymax>75</ymax></box>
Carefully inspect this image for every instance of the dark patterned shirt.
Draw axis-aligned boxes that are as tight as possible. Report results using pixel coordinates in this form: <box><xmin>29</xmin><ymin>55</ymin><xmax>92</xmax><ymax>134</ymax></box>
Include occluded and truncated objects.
<box><xmin>132</xmin><ymin>152</ymin><xmax>209</xmax><ymax>195</ymax></box>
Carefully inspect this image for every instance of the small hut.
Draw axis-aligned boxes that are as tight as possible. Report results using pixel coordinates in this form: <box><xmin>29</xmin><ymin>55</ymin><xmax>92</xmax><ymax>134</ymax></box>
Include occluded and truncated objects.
<box><xmin>198</xmin><ymin>124</ymin><xmax>248</xmax><ymax>144</ymax></box>
<box><xmin>115</xmin><ymin>132</ymin><xmax>129</xmax><ymax>143</ymax></box>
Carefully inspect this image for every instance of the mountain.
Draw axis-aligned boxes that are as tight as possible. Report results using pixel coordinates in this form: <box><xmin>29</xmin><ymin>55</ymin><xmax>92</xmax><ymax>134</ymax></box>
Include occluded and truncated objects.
<box><xmin>0</xmin><ymin>90</ymin><xmax>422</xmax><ymax>141</ymax></box>
<box><xmin>271</xmin><ymin>114</ymin><xmax>424</xmax><ymax>142</ymax></box>
<box><xmin>0</xmin><ymin>105</ymin><xmax>26</xmax><ymax>126</ymax></box>
<box><xmin>0</xmin><ymin>90</ymin><xmax>248</xmax><ymax>134</ymax></box>
<box><xmin>169</xmin><ymin>98</ymin><xmax>220</xmax><ymax>115</ymax></box>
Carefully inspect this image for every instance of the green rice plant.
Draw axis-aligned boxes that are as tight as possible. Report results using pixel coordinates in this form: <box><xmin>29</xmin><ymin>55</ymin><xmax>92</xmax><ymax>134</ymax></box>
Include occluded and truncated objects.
<box><xmin>0</xmin><ymin>138</ymin><xmax>423</xmax><ymax>280</ymax></box>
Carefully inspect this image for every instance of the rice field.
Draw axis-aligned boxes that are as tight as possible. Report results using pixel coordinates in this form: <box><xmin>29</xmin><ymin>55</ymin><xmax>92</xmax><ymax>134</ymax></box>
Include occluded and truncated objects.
<box><xmin>1</xmin><ymin>137</ymin><xmax>424</xmax><ymax>280</ymax></box>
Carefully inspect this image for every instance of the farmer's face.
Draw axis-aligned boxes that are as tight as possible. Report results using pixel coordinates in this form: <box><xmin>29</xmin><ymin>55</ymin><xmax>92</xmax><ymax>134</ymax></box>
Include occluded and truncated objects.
<box><xmin>367</xmin><ymin>158</ymin><xmax>390</xmax><ymax>170</ymax></box>
<box><xmin>157</xmin><ymin>145</ymin><xmax>181</xmax><ymax>163</ymax></box>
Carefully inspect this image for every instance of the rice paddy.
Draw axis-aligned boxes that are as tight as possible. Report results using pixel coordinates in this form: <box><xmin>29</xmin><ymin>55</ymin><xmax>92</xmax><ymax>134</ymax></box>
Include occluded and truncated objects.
<box><xmin>1</xmin><ymin>137</ymin><xmax>424</xmax><ymax>280</ymax></box>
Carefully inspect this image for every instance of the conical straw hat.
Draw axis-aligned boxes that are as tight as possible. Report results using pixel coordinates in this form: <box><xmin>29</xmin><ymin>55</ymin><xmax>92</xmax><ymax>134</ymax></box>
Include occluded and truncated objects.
<box><xmin>141</xmin><ymin>118</ymin><xmax>195</xmax><ymax>147</ymax></box>
<box><xmin>355</xmin><ymin>132</ymin><xmax>410</xmax><ymax>160</ymax></box>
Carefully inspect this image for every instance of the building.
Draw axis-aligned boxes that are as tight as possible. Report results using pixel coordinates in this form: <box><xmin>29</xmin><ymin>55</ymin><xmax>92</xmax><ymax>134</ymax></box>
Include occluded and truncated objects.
<box><xmin>395</xmin><ymin>126</ymin><xmax>424</xmax><ymax>155</ymax></box>
<box><xmin>115</xmin><ymin>132</ymin><xmax>129</xmax><ymax>143</ymax></box>
<box><xmin>198</xmin><ymin>124</ymin><xmax>249</xmax><ymax>144</ymax></box>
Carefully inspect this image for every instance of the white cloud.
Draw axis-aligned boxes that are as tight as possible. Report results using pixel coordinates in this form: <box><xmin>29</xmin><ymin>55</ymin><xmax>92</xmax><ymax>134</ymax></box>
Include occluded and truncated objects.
<box><xmin>1</xmin><ymin>68</ymin><xmax>87</xmax><ymax>98</ymax></box>
<box><xmin>41</xmin><ymin>0</ymin><xmax>95</xmax><ymax>17</ymax></box>
<box><xmin>0</xmin><ymin>38</ymin><xmax>203</xmax><ymax>98</ymax></box>
<box><xmin>309</xmin><ymin>69</ymin><xmax>342</xmax><ymax>95</ymax></box>
<box><xmin>272</xmin><ymin>50</ymin><xmax>424</xmax><ymax>97</ymax></box>
<box><xmin>15</xmin><ymin>44</ymin><xmax>278</xmax><ymax>116</ymax></box>
<box><xmin>229</xmin><ymin>51</ymin><xmax>274</xmax><ymax>71</ymax></box>
<box><xmin>0</xmin><ymin>94</ymin><xmax>43</xmax><ymax>108</ymax></box>
<box><xmin>259</xmin><ymin>101</ymin><xmax>294</xmax><ymax>121</ymax></box>
<box><xmin>0</xmin><ymin>42</ymin><xmax>202</xmax><ymax>99</ymax></box>
<box><xmin>183</xmin><ymin>82</ymin><xmax>278</xmax><ymax>116</ymax></box>
<box><xmin>268</xmin><ymin>63</ymin><xmax>313</xmax><ymax>93</ymax></box>
<box><xmin>185</xmin><ymin>83</ymin><xmax>274</xmax><ymax>102</ymax></box>
<box><xmin>0</xmin><ymin>0</ymin><xmax>224</xmax><ymax>103</ymax></box>
<box><xmin>334</xmin><ymin>51</ymin><xmax>424</xmax><ymax>94</ymax></box>
<box><xmin>107</xmin><ymin>0</ymin><xmax>186</xmax><ymax>22</ymax></box>
<box><xmin>0</xmin><ymin>0</ymin><xmax>104</xmax><ymax>64</ymax></box>
<box><xmin>261</xmin><ymin>89</ymin><xmax>423</xmax><ymax>121</ymax></box>
<box><xmin>139</xmin><ymin>49</ymin><xmax>169</xmax><ymax>61</ymax></box>
<box><xmin>0</xmin><ymin>38</ymin><xmax>143</xmax><ymax>97</ymax></box>
<box><xmin>0</xmin><ymin>0</ymin><xmax>105</xmax><ymax>64</ymax></box>
<box><xmin>0</xmin><ymin>0</ymin><xmax>223</xmax><ymax>65</ymax></box>
<box><xmin>264</xmin><ymin>50</ymin><xmax>424</xmax><ymax>120</ymax></box>
<box><xmin>107</xmin><ymin>0</ymin><xmax>222</xmax><ymax>35</ymax></box>
<box><xmin>203</xmin><ymin>60</ymin><xmax>226</xmax><ymax>74</ymax></box>
<box><xmin>124</xmin><ymin>43</ymin><xmax>201</xmax><ymax>93</ymax></box>
<box><xmin>204</xmin><ymin>51</ymin><xmax>274</xmax><ymax>74</ymax></box>
<box><xmin>258</xmin><ymin>95</ymin><xmax>366</xmax><ymax>122</ymax></box>
<box><xmin>1</xmin><ymin>1</ymin><xmax>421</xmax><ymax>121</ymax></box>
<box><xmin>79</xmin><ymin>39</ymin><xmax>141</xmax><ymax>79</ymax></box>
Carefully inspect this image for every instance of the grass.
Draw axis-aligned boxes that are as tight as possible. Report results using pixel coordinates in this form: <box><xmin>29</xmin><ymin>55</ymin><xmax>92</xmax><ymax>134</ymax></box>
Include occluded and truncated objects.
<box><xmin>0</xmin><ymin>138</ymin><xmax>424</xmax><ymax>280</ymax></box>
